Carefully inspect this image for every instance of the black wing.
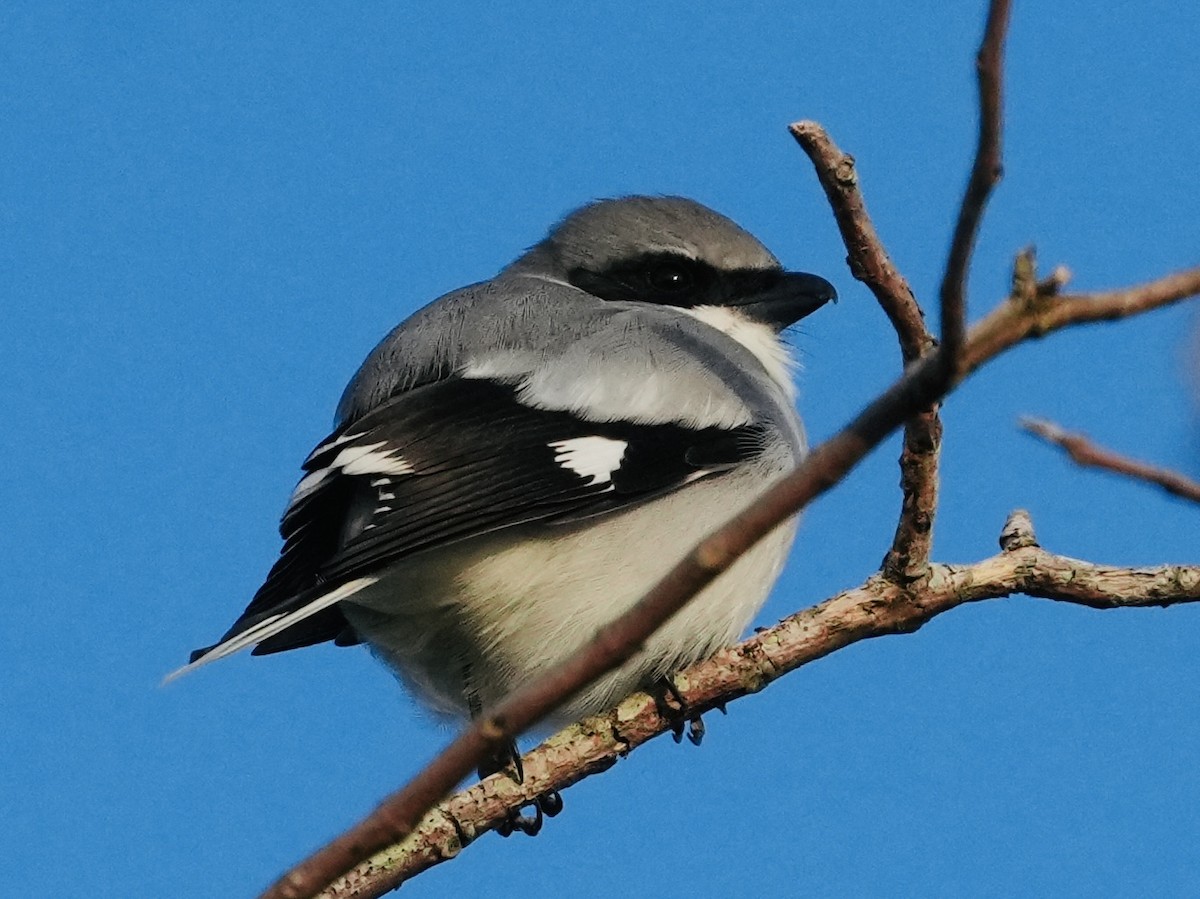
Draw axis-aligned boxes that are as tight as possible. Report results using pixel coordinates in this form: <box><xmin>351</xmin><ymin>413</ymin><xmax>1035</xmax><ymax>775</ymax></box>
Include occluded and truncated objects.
<box><xmin>191</xmin><ymin>377</ymin><xmax>767</xmax><ymax>663</ymax></box>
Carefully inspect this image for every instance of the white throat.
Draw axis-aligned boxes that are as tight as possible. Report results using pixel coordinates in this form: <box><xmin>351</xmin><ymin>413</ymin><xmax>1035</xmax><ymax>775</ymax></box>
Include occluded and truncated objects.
<box><xmin>681</xmin><ymin>305</ymin><xmax>797</xmax><ymax>399</ymax></box>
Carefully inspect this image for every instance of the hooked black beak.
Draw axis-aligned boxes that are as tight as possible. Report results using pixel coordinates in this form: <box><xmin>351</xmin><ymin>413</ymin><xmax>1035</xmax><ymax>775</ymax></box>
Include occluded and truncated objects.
<box><xmin>734</xmin><ymin>270</ymin><xmax>837</xmax><ymax>331</ymax></box>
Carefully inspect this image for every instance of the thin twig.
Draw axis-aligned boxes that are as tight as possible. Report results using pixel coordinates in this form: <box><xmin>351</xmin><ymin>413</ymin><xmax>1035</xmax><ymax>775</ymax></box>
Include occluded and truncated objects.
<box><xmin>788</xmin><ymin>121</ymin><xmax>943</xmax><ymax>584</ymax></box>
<box><xmin>788</xmin><ymin>121</ymin><xmax>930</xmax><ymax>362</ymax></box>
<box><xmin>940</xmin><ymin>0</ymin><xmax>1011</xmax><ymax>365</ymax></box>
<box><xmin>319</xmin><ymin>510</ymin><xmax>1200</xmax><ymax>897</ymax></box>
<box><xmin>963</xmin><ymin>265</ymin><xmax>1200</xmax><ymax>372</ymax></box>
<box><xmin>261</xmin><ymin>263</ymin><xmax>1200</xmax><ymax>899</ymax></box>
<box><xmin>1021</xmin><ymin>417</ymin><xmax>1200</xmax><ymax>504</ymax></box>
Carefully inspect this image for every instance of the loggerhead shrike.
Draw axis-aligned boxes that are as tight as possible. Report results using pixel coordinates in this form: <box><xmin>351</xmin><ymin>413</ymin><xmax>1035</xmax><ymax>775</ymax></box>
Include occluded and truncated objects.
<box><xmin>174</xmin><ymin>196</ymin><xmax>833</xmax><ymax>803</ymax></box>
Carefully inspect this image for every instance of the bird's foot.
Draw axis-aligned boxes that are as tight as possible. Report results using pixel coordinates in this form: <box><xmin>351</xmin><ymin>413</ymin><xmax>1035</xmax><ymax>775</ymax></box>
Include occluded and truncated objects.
<box><xmin>479</xmin><ymin>737</ymin><xmax>564</xmax><ymax>838</ymax></box>
<box><xmin>493</xmin><ymin>790</ymin><xmax>564</xmax><ymax>837</ymax></box>
<box><xmin>652</xmin><ymin>675</ymin><xmax>706</xmax><ymax>746</ymax></box>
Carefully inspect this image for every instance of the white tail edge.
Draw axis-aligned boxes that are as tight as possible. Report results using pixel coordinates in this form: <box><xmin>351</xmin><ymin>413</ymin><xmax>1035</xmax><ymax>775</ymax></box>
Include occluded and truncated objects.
<box><xmin>161</xmin><ymin>576</ymin><xmax>380</xmax><ymax>685</ymax></box>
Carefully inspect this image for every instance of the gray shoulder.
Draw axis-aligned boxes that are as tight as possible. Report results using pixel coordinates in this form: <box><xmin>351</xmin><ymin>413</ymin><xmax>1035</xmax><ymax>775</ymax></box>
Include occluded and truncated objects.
<box><xmin>335</xmin><ymin>275</ymin><xmax>594</xmax><ymax>424</ymax></box>
<box><xmin>335</xmin><ymin>274</ymin><xmax>802</xmax><ymax>454</ymax></box>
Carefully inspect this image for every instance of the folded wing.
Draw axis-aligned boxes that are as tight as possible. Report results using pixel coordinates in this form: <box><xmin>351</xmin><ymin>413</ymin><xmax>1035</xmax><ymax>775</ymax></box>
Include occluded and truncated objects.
<box><xmin>170</xmin><ymin>377</ymin><xmax>768</xmax><ymax>680</ymax></box>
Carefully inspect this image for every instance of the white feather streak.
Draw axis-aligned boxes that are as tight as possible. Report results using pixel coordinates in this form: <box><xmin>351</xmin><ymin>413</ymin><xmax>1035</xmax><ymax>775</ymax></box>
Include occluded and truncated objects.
<box><xmin>162</xmin><ymin>576</ymin><xmax>380</xmax><ymax>684</ymax></box>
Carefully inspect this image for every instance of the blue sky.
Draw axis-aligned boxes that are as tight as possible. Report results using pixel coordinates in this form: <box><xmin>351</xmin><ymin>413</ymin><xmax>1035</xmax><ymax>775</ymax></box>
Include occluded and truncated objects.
<box><xmin>4</xmin><ymin>3</ymin><xmax>1199</xmax><ymax>897</ymax></box>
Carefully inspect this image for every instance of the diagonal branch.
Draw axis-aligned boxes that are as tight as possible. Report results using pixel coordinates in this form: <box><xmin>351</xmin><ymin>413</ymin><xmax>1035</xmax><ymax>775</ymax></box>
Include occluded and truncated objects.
<box><xmin>1021</xmin><ymin>417</ymin><xmax>1200</xmax><ymax>504</ymax></box>
<box><xmin>940</xmin><ymin>0</ymin><xmax>1011</xmax><ymax>365</ymax></box>
<box><xmin>318</xmin><ymin>509</ymin><xmax>1200</xmax><ymax>897</ymax></box>
<box><xmin>262</xmin><ymin>262</ymin><xmax>1200</xmax><ymax>899</ymax></box>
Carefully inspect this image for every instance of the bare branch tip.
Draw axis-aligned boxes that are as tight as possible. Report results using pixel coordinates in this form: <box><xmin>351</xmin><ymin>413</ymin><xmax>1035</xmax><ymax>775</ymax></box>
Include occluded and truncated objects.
<box><xmin>1010</xmin><ymin>248</ymin><xmax>1040</xmax><ymax>304</ymax></box>
<box><xmin>1019</xmin><ymin>416</ymin><xmax>1063</xmax><ymax>442</ymax></box>
<box><xmin>999</xmin><ymin>509</ymin><xmax>1039</xmax><ymax>551</ymax></box>
<box><xmin>1013</xmin><ymin>246</ymin><xmax>1036</xmax><ymax>273</ymax></box>
<box><xmin>1037</xmin><ymin>265</ymin><xmax>1073</xmax><ymax>297</ymax></box>
<box><xmin>787</xmin><ymin>120</ymin><xmax>821</xmax><ymax>137</ymax></box>
<box><xmin>1017</xmin><ymin>415</ymin><xmax>1200</xmax><ymax>504</ymax></box>
<box><xmin>788</xmin><ymin>121</ymin><xmax>830</xmax><ymax>156</ymax></box>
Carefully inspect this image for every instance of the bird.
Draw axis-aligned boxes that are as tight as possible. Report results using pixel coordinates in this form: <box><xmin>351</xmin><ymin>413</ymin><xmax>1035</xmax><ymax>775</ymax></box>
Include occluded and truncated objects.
<box><xmin>172</xmin><ymin>196</ymin><xmax>833</xmax><ymax>829</ymax></box>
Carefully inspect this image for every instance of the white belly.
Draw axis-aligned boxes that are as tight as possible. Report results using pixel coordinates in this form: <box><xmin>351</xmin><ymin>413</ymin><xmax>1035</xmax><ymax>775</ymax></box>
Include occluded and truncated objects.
<box><xmin>342</xmin><ymin>461</ymin><xmax>797</xmax><ymax>724</ymax></box>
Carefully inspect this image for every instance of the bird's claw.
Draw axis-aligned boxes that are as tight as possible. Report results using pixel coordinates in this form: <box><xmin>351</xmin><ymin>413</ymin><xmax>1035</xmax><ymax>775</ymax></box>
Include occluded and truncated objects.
<box><xmin>479</xmin><ymin>738</ymin><xmax>564</xmax><ymax>837</ymax></box>
<box><xmin>538</xmin><ymin>789</ymin><xmax>564</xmax><ymax>817</ymax></box>
<box><xmin>493</xmin><ymin>788</ymin><xmax>563</xmax><ymax>838</ymax></box>
<box><xmin>496</xmin><ymin>803</ymin><xmax>544</xmax><ymax>837</ymax></box>
<box><xmin>653</xmin><ymin>675</ymin><xmax>706</xmax><ymax>746</ymax></box>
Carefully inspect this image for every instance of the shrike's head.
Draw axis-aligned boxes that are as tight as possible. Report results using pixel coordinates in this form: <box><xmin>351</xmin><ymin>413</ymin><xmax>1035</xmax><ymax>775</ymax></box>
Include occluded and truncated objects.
<box><xmin>508</xmin><ymin>195</ymin><xmax>836</xmax><ymax>331</ymax></box>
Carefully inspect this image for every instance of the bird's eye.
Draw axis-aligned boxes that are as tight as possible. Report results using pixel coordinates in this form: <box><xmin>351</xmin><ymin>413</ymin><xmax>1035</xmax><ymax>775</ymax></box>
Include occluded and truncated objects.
<box><xmin>645</xmin><ymin>264</ymin><xmax>694</xmax><ymax>293</ymax></box>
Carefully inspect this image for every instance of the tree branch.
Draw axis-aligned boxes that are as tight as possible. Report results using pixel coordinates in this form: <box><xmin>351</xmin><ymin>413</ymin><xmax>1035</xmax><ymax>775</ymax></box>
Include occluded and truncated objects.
<box><xmin>788</xmin><ymin>121</ymin><xmax>943</xmax><ymax>584</ymax></box>
<box><xmin>317</xmin><ymin>510</ymin><xmax>1200</xmax><ymax>897</ymax></box>
<box><xmin>962</xmin><ymin>258</ymin><xmax>1200</xmax><ymax>373</ymax></box>
<box><xmin>1021</xmin><ymin>417</ymin><xmax>1200</xmax><ymax>504</ymax></box>
<box><xmin>787</xmin><ymin>121</ymin><xmax>929</xmax><ymax>363</ymax></box>
<box><xmin>940</xmin><ymin>0</ymin><xmax>1011</xmax><ymax>366</ymax></box>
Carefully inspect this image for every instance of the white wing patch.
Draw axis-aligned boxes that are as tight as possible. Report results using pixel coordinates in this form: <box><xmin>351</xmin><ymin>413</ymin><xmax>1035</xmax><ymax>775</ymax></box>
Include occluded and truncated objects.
<box><xmin>302</xmin><ymin>430</ymin><xmax>366</xmax><ymax>466</ymax></box>
<box><xmin>289</xmin><ymin>468</ymin><xmax>334</xmax><ymax>506</ymax></box>
<box><xmin>334</xmin><ymin>442</ymin><xmax>415</xmax><ymax>477</ymax></box>
<box><xmin>162</xmin><ymin>576</ymin><xmax>381</xmax><ymax>684</ymax></box>
<box><xmin>549</xmin><ymin>436</ymin><xmax>627</xmax><ymax>486</ymax></box>
<box><xmin>681</xmin><ymin>305</ymin><xmax>797</xmax><ymax>398</ymax></box>
<box><xmin>286</xmin><ymin>442</ymin><xmax>414</xmax><ymax>510</ymax></box>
